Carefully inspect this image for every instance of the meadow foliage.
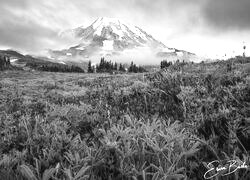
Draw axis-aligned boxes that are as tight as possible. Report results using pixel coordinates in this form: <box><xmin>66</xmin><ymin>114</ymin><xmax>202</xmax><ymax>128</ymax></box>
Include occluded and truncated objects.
<box><xmin>0</xmin><ymin>59</ymin><xmax>250</xmax><ymax>179</ymax></box>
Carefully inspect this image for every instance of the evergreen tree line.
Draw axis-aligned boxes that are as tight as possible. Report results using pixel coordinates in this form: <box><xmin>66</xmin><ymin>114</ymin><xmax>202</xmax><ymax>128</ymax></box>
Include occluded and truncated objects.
<box><xmin>27</xmin><ymin>62</ymin><xmax>85</xmax><ymax>73</ymax></box>
<box><xmin>88</xmin><ymin>58</ymin><xmax>147</xmax><ymax>73</ymax></box>
<box><xmin>160</xmin><ymin>60</ymin><xmax>172</xmax><ymax>69</ymax></box>
<box><xmin>128</xmin><ymin>61</ymin><xmax>147</xmax><ymax>73</ymax></box>
<box><xmin>97</xmin><ymin>57</ymin><xmax>120</xmax><ymax>73</ymax></box>
<box><xmin>88</xmin><ymin>57</ymin><xmax>126</xmax><ymax>73</ymax></box>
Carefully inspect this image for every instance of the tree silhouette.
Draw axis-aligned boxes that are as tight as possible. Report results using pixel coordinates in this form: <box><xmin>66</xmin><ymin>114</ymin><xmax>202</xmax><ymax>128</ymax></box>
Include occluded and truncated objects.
<box><xmin>119</xmin><ymin>63</ymin><xmax>125</xmax><ymax>72</ymax></box>
<box><xmin>0</xmin><ymin>55</ymin><xmax>11</xmax><ymax>70</ymax></box>
<box><xmin>160</xmin><ymin>60</ymin><xmax>172</xmax><ymax>69</ymax></box>
<box><xmin>128</xmin><ymin>61</ymin><xmax>146</xmax><ymax>73</ymax></box>
<box><xmin>88</xmin><ymin>61</ymin><xmax>93</xmax><ymax>73</ymax></box>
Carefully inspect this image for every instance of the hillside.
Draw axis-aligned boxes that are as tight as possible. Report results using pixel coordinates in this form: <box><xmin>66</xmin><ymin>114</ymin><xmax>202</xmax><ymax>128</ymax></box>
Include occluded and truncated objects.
<box><xmin>0</xmin><ymin>50</ymin><xmax>85</xmax><ymax>73</ymax></box>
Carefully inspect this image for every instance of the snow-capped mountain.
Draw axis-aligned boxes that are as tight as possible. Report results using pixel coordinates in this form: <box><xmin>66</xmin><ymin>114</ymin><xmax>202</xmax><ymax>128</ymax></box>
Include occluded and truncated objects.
<box><xmin>50</xmin><ymin>17</ymin><xmax>199</xmax><ymax>64</ymax></box>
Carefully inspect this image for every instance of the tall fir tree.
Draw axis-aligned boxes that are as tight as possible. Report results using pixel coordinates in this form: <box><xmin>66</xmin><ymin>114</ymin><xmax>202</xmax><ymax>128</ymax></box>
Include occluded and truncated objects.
<box><xmin>88</xmin><ymin>60</ymin><xmax>93</xmax><ymax>73</ymax></box>
<box><xmin>114</xmin><ymin>62</ymin><xmax>118</xmax><ymax>71</ymax></box>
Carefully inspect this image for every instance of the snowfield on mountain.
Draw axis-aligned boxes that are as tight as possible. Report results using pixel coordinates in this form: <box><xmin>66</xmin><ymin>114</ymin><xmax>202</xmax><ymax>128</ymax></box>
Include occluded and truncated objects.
<box><xmin>51</xmin><ymin>17</ymin><xmax>199</xmax><ymax>64</ymax></box>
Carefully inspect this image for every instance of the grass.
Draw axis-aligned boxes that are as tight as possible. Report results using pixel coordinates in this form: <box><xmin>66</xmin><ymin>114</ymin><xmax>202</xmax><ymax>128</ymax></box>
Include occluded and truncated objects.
<box><xmin>0</xmin><ymin>59</ymin><xmax>250</xmax><ymax>180</ymax></box>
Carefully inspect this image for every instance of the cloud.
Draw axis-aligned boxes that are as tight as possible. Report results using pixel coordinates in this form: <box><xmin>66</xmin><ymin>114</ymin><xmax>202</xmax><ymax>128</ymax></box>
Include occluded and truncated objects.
<box><xmin>0</xmin><ymin>0</ymin><xmax>249</xmax><ymax>58</ymax></box>
<box><xmin>0</xmin><ymin>7</ymin><xmax>54</xmax><ymax>54</ymax></box>
<box><xmin>202</xmin><ymin>0</ymin><xmax>250</xmax><ymax>31</ymax></box>
<box><xmin>0</xmin><ymin>0</ymin><xmax>86</xmax><ymax>54</ymax></box>
<box><xmin>0</xmin><ymin>0</ymin><xmax>28</xmax><ymax>8</ymax></box>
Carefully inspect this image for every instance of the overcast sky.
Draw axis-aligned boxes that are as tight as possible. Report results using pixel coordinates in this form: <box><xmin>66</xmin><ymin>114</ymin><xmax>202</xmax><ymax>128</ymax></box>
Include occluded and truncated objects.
<box><xmin>0</xmin><ymin>0</ymin><xmax>249</xmax><ymax>59</ymax></box>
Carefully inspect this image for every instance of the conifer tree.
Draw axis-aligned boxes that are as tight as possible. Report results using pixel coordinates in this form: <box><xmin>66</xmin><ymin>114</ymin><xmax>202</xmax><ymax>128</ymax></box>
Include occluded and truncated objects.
<box><xmin>88</xmin><ymin>60</ymin><xmax>93</xmax><ymax>73</ymax></box>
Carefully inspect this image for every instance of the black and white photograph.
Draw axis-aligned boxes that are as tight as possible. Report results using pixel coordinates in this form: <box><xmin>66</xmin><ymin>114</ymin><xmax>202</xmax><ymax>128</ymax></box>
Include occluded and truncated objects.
<box><xmin>0</xmin><ymin>0</ymin><xmax>250</xmax><ymax>179</ymax></box>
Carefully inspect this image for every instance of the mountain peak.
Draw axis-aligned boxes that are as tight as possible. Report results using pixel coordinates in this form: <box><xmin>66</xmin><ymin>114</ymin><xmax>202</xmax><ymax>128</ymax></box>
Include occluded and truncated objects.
<box><xmin>52</xmin><ymin>18</ymin><xmax>199</xmax><ymax>64</ymax></box>
<box><xmin>93</xmin><ymin>17</ymin><xmax>122</xmax><ymax>25</ymax></box>
<box><xmin>86</xmin><ymin>17</ymin><xmax>165</xmax><ymax>48</ymax></box>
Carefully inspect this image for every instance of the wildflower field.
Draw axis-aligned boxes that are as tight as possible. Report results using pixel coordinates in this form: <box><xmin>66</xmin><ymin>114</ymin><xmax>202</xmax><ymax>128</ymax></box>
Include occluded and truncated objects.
<box><xmin>0</xmin><ymin>60</ymin><xmax>250</xmax><ymax>180</ymax></box>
